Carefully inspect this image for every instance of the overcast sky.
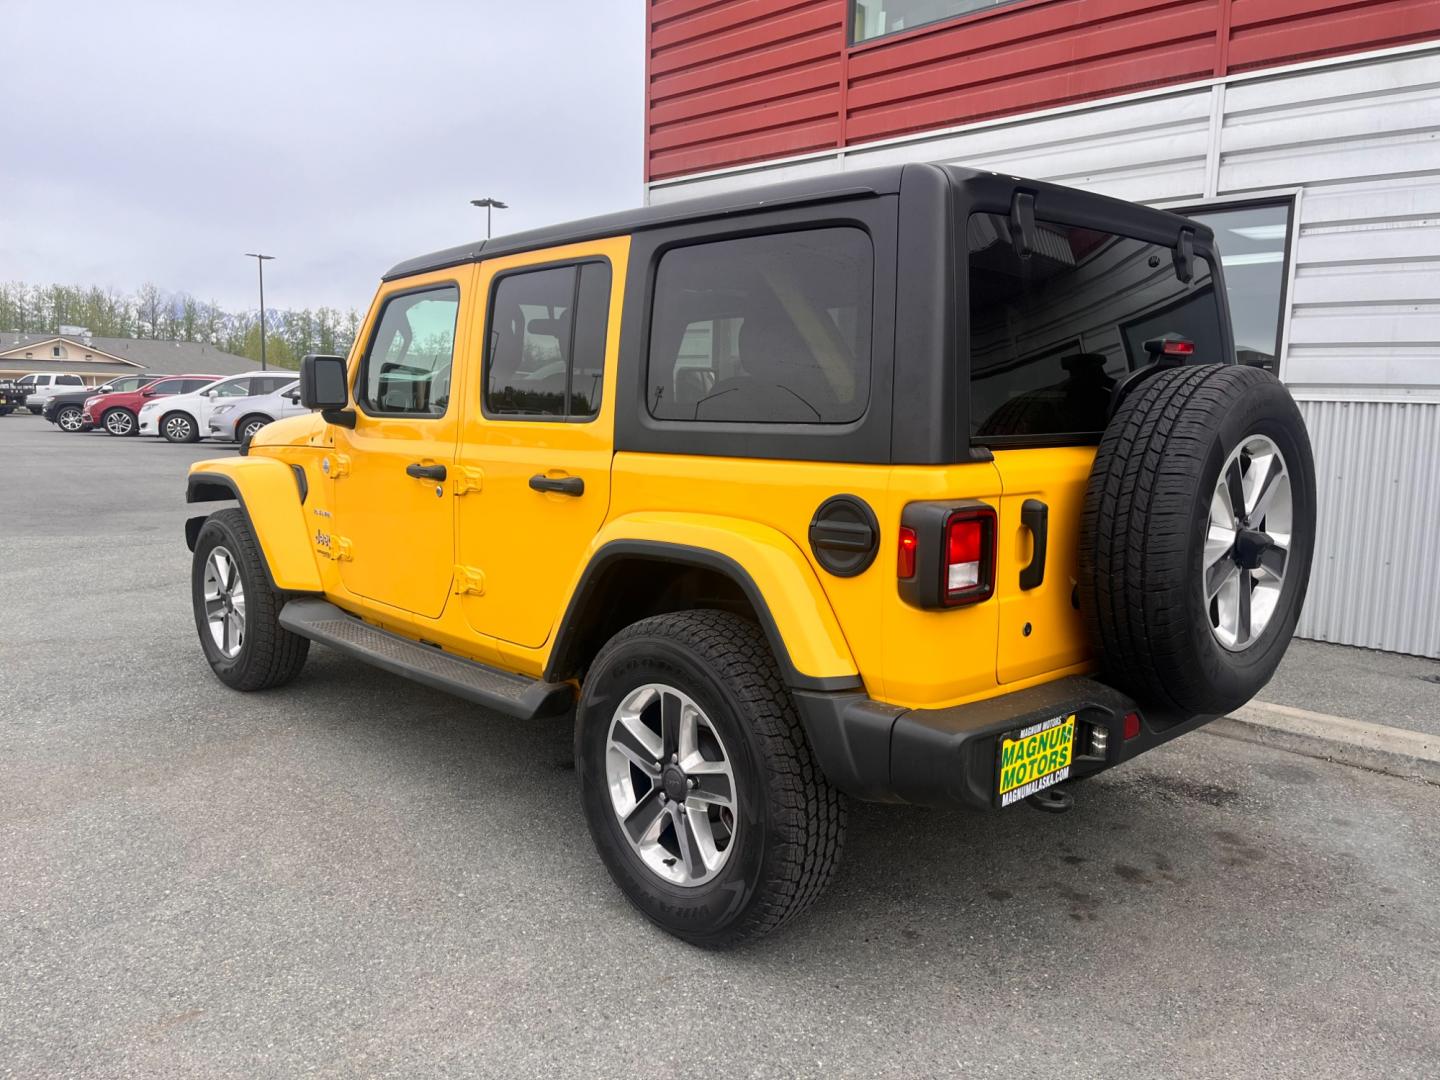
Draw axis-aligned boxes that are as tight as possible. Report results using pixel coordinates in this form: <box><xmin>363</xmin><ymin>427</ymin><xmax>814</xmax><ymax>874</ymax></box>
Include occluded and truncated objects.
<box><xmin>0</xmin><ymin>0</ymin><xmax>644</xmax><ymax>314</ymax></box>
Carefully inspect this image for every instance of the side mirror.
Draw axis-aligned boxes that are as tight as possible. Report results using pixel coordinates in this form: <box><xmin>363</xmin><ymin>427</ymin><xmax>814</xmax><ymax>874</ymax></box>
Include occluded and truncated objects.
<box><xmin>300</xmin><ymin>354</ymin><xmax>353</xmax><ymax>426</ymax></box>
<box><xmin>283</xmin><ymin>389</ymin><xmax>301</xmax><ymax>403</ymax></box>
<box><xmin>202</xmin><ymin>388</ymin><xmax>217</xmax><ymax>397</ymax></box>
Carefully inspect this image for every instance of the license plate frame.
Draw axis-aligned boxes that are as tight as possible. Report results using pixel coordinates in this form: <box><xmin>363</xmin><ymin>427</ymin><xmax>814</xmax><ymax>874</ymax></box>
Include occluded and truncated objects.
<box><xmin>995</xmin><ymin>712</ymin><xmax>1076</xmax><ymax>808</ymax></box>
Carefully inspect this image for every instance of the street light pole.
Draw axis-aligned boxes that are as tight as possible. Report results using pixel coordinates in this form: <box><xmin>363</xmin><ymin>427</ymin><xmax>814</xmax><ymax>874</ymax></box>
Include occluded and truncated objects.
<box><xmin>469</xmin><ymin>197</ymin><xmax>508</xmax><ymax>239</ymax></box>
<box><xmin>244</xmin><ymin>253</ymin><xmax>275</xmax><ymax>370</ymax></box>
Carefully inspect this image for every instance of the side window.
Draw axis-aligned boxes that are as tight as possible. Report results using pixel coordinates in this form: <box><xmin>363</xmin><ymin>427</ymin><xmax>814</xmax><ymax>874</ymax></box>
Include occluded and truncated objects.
<box><xmin>181</xmin><ymin>379</ymin><xmax>215</xmax><ymax>394</ymax></box>
<box><xmin>484</xmin><ymin>261</ymin><xmax>611</xmax><ymax>419</ymax></box>
<box><xmin>212</xmin><ymin>379</ymin><xmax>251</xmax><ymax>397</ymax></box>
<box><xmin>34</xmin><ymin>376</ymin><xmax>51</xmax><ymax>387</ymax></box>
<box><xmin>147</xmin><ymin>379</ymin><xmax>183</xmax><ymax>394</ymax></box>
<box><xmin>647</xmin><ymin>228</ymin><xmax>873</xmax><ymax>424</ymax></box>
<box><xmin>255</xmin><ymin>375</ymin><xmax>292</xmax><ymax>394</ymax></box>
<box><xmin>58</xmin><ymin>374</ymin><xmax>83</xmax><ymax>385</ymax></box>
<box><xmin>360</xmin><ymin>285</ymin><xmax>460</xmax><ymax>416</ymax></box>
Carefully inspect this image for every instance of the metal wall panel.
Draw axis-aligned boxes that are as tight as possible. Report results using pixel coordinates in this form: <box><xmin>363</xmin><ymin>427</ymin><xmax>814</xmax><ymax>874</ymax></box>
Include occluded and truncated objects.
<box><xmin>1295</xmin><ymin>398</ymin><xmax>1440</xmax><ymax>657</ymax></box>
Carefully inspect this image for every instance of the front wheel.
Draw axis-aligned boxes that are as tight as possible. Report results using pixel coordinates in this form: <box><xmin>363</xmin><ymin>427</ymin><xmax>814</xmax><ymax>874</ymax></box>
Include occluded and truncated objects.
<box><xmin>191</xmin><ymin>508</ymin><xmax>309</xmax><ymax>691</ymax></box>
<box><xmin>577</xmin><ymin>610</ymin><xmax>845</xmax><ymax>947</ymax></box>
<box><xmin>237</xmin><ymin>414</ymin><xmax>271</xmax><ymax>443</ymax></box>
<box><xmin>102</xmin><ymin>408</ymin><xmax>136</xmax><ymax>436</ymax></box>
<box><xmin>163</xmin><ymin>411</ymin><xmax>198</xmax><ymax>443</ymax></box>
<box><xmin>55</xmin><ymin>404</ymin><xmax>85</xmax><ymax>432</ymax></box>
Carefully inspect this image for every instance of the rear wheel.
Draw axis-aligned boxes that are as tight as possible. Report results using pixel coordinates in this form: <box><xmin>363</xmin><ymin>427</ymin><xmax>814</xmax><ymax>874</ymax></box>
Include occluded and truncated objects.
<box><xmin>163</xmin><ymin>411</ymin><xmax>198</xmax><ymax>443</ymax></box>
<box><xmin>102</xmin><ymin>408</ymin><xmax>136</xmax><ymax>436</ymax></box>
<box><xmin>1079</xmin><ymin>364</ymin><xmax>1316</xmax><ymax>716</ymax></box>
<box><xmin>55</xmin><ymin>404</ymin><xmax>85</xmax><ymax>432</ymax></box>
<box><xmin>191</xmin><ymin>508</ymin><xmax>309</xmax><ymax>691</ymax></box>
<box><xmin>577</xmin><ymin>610</ymin><xmax>844</xmax><ymax>947</ymax></box>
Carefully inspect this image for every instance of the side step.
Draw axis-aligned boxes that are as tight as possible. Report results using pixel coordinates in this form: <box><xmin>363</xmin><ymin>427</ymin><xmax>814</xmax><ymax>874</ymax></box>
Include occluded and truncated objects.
<box><xmin>278</xmin><ymin>598</ymin><xmax>573</xmax><ymax>720</ymax></box>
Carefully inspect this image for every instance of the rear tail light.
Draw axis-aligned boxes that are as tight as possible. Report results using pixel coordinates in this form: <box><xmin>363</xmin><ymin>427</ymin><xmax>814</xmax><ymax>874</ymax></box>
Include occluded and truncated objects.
<box><xmin>943</xmin><ymin>507</ymin><xmax>995</xmax><ymax>606</ymax></box>
<box><xmin>897</xmin><ymin>501</ymin><xmax>997</xmax><ymax>609</ymax></box>
<box><xmin>1123</xmin><ymin>711</ymin><xmax>1142</xmax><ymax>740</ymax></box>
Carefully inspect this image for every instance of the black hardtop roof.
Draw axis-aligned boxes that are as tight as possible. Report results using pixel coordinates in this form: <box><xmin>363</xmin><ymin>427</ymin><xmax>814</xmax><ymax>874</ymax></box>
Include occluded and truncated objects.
<box><xmin>382</xmin><ymin>162</ymin><xmax>1210</xmax><ymax>282</ymax></box>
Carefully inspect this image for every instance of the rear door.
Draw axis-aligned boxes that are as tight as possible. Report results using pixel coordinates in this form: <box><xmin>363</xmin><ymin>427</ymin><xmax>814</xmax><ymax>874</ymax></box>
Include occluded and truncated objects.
<box><xmin>966</xmin><ymin>209</ymin><xmax>1229</xmax><ymax>684</ymax></box>
<box><xmin>453</xmin><ymin>238</ymin><xmax>625</xmax><ymax>649</ymax></box>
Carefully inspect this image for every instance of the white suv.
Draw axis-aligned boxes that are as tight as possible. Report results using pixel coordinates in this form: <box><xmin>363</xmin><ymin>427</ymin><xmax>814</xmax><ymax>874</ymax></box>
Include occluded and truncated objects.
<box><xmin>18</xmin><ymin>373</ymin><xmax>89</xmax><ymax>412</ymax></box>
<box><xmin>139</xmin><ymin>371</ymin><xmax>297</xmax><ymax>442</ymax></box>
<box><xmin>206</xmin><ymin>379</ymin><xmax>306</xmax><ymax>443</ymax></box>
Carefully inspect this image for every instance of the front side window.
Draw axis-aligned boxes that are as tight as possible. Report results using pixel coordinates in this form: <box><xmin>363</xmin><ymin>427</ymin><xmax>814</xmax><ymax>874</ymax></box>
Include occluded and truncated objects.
<box><xmin>212</xmin><ymin>379</ymin><xmax>252</xmax><ymax>398</ymax></box>
<box><xmin>1185</xmin><ymin>202</ymin><xmax>1291</xmax><ymax>372</ymax></box>
<box><xmin>147</xmin><ymin>379</ymin><xmax>186</xmax><ymax>394</ymax></box>
<box><xmin>180</xmin><ymin>379</ymin><xmax>217</xmax><ymax>394</ymax></box>
<box><xmin>647</xmin><ymin>228</ymin><xmax>873</xmax><ymax>424</ymax></box>
<box><xmin>360</xmin><ymin>285</ymin><xmax>460</xmax><ymax>416</ymax></box>
<box><xmin>484</xmin><ymin>261</ymin><xmax>611</xmax><ymax>419</ymax></box>
<box><xmin>968</xmin><ymin>213</ymin><xmax>1222</xmax><ymax>441</ymax></box>
<box><xmin>851</xmin><ymin>0</ymin><xmax>1014</xmax><ymax>43</ymax></box>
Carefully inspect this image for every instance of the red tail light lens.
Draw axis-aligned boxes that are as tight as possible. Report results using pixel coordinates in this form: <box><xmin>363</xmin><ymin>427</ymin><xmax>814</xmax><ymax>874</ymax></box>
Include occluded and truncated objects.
<box><xmin>943</xmin><ymin>508</ymin><xmax>995</xmax><ymax>605</ymax></box>
<box><xmin>1123</xmin><ymin>711</ymin><xmax>1142</xmax><ymax>740</ymax></box>
<box><xmin>1163</xmin><ymin>339</ymin><xmax>1195</xmax><ymax>356</ymax></box>
<box><xmin>897</xmin><ymin>526</ymin><xmax>917</xmax><ymax>579</ymax></box>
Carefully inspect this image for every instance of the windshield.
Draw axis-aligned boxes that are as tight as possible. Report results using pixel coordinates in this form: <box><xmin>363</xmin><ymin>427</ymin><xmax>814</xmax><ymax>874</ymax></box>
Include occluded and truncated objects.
<box><xmin>967</xmin><ymin>213</ymin><xmax>1223</xmax><ymax>440</ymax></box>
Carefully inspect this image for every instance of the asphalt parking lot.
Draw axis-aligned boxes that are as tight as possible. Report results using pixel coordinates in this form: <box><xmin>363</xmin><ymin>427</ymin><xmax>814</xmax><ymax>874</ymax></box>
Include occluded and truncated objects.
<box><xmin>2</xmin><ymin>411</ymin><xmax>1438</xmax><ymax>1079</ymax></box>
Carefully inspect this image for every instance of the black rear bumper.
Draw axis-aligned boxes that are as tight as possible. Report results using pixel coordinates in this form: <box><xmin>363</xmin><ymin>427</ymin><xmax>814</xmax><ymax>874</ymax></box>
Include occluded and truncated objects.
<box><xmin>793</xmin><ymin>676</ymin><xmax>1215</xmax><ymax>809</ymax></box>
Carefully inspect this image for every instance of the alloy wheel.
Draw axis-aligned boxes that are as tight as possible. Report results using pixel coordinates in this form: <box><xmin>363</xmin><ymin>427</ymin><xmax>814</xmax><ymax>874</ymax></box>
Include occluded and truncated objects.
<box><xmin>57</xmin><ymin>407</ymin><xmax>84</xmax><ymax>432</ymax></box>
<box><xmin>1204</xmin><ymin>434</ymin><xmax>1292</xmax><ymax>651</ymax></box>
<box><xmin>165</xmin><ymin>415</ymin><xmax>193</xmax><ymax>441</ymax></box>
<box><xmin>241</xmin><ymin>418</ymin><xmax>267</xmax><ymax>441</ymax></box>
<box><xmin>202</xmin><ymin>545</ymin><xmax>246</xmax><ymax>659</ymax></box>
<box><xmin>605</xmin><ymin>683</ymin><xmax>738</xmax><ymax>886</ymax></box>
<box><xmin>105</xmin><ymin>411</ymin><xmax>133</xmax><ymax>436</ymax></box>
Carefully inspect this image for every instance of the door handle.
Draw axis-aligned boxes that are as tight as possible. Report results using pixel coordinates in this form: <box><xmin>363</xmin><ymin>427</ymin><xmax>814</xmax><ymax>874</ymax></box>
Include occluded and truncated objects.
<box><xmin>406</xmin><ymin>462</ymin><xmax>447</xmax><ymax>481</ymax></box>
<box><xmin>529</xmin><ymin>474</ymin><xmax>584</xmax><ymax>496</ymax></box>
<box><xmin>1020</xmin><ymin>499</ymin><xmax>1048</xmax><ymax>591</ymax></box>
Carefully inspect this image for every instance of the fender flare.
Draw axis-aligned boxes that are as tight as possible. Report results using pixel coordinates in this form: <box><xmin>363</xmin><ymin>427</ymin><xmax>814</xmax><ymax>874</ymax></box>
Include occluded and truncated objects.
<box><xmin>546</xmin><ymin>518</ymin><xmax>862</xmax><ymax>692</ymax></box>
<box><xmin>185</xmin><ymin>459</ymin><xmax>321</xmax><ymax>593</ymax></box>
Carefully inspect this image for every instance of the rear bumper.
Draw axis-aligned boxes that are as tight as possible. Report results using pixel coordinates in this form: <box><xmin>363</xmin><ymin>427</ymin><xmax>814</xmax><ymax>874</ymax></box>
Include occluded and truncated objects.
<box><xmin>794</xmin><ymin>676</ymin><xmax>1215</xmax><ymax>809</ymax></box>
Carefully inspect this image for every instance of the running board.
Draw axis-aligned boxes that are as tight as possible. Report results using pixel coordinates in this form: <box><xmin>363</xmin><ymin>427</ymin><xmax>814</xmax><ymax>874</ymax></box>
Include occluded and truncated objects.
<box><xmin>279</xmin><ymin>598</ymin><xmax>573</xmax><ymax>720</ymax></box>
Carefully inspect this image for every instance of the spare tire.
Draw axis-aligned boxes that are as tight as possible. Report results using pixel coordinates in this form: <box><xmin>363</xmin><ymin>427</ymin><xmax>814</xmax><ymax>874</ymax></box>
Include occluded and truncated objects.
<box><xmin>1078</xmin><ymin>364</ymin><xmax>1315</xmax><ymax>716</ymax></box>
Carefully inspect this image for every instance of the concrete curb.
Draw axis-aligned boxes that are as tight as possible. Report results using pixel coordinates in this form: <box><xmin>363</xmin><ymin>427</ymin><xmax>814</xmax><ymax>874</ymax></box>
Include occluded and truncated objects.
<box><xmin>1206</xmin><ymin>699</ymin><xmax>1440</xmax><ymax>786</ymax></box>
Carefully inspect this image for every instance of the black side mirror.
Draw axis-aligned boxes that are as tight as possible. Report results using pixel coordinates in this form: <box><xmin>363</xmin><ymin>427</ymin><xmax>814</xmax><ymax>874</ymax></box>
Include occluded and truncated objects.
<box><xmin>300</xmin><ymin>354</ymin><xmax>349</xmax><ymax>410</ymax></box>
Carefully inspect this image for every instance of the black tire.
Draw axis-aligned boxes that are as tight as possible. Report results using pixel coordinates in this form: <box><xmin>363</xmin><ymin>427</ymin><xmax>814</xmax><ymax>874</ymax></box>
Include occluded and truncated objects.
<box><xmin>27</xmin><ymin>406</ymin><xmax>43</xmax><ymax>415</ymax></box>
<box><xmin>577</xmin><ymin>610</ymin><xmax>845</xmax><ymax>947</ymax></box>
<box><xmin>191</xmin><ymin>507</ymin><xmax>309</xmax><ymax>691</ymax></box>
<box><xmin>1078</xmin><ymin>364</ymin><xmax>1316</xmax><ymax>716</ymax></box>
<box><xmin>237</xmin><ymin>414</ymin><xmax>271</xmax><ymax>443</ymax></box>
<box><xmin>162</xmin><ymin>411</ymin><xmax>199</xmax><ymax>443</ymax></box>
<box><xmin>0</xmin><ymin>406</ymin><xmax>13</xmax><ymax>416</ymax></box>
<box><xmin>54</xmin><ymin>404</ymin><xmax>85</xmax><ymax>432</ymax></box>
<box><xmin>102</xmin><ymin>407</ymin><xmax>137</xmax><ymax>436</ymax></box>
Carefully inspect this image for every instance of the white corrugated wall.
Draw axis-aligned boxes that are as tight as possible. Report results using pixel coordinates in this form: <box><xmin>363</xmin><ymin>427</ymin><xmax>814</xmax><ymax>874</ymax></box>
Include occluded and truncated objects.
<box><xmin>649</xmin><ymin>43</ymin><xmax>1440</xmax><ymax>657</ymax></box>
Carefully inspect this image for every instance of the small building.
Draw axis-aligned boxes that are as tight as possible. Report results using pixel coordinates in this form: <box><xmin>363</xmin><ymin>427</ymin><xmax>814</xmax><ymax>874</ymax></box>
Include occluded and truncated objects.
<box><xmin>642</xmin><ymin>1</ymin><xmax>1440</xmax><ymax>658</ymax></box>
<box><xmin>0</xmin><ymin>332</ymin><xmax>260</xmax><ymax>385</ymax></box>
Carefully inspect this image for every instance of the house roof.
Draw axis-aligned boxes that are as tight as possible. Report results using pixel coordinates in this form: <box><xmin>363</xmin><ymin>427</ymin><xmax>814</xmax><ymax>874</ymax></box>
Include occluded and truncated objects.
<box><xmin>0</xmin><ymin>333</ymin><xmax>261</xmax><ymax>376</ymax></box>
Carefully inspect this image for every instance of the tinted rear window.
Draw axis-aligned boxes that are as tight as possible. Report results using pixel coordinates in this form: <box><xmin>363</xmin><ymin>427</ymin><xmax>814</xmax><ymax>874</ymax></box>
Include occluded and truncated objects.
<box><xmin>647</xmin><ymin>228</ymin><xmax>873</xmax><ymax>424</ymax></box>
<box><xmin>967</xmin><ymin>213</ymin><xmax>1222</xmax><ymax>441</ymax></box>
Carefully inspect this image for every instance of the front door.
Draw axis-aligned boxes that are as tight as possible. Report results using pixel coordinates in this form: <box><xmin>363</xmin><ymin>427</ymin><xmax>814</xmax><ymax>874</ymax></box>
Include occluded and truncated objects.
<box><xmin>331</xmin><ymin>272</ymin><xmax>469</xmax><ymax>619</ymax></box>
<box><xmin>453</xmin><ymin>239</ymin><xmax>627</xmax><ymax>649</ymax></box>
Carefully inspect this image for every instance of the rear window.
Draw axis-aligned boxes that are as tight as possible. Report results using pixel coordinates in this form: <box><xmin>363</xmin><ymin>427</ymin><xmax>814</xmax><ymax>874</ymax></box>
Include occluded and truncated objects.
<box><xmin>967</xmin><ymin>213</ymin><xmax>1222</xmax><ymax>441</ymax></box>
<box><xmin>647</xmin><ymin>227</ymin><xmax>873</xmax><ymax>424</ymax></box>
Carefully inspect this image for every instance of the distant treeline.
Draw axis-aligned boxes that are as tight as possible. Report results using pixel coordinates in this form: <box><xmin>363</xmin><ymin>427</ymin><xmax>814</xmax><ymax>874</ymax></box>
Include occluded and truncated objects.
<box><xmin>0</xmin><ymin>280</ymin><xmax>363</xmax><ymax>369</ymax></box>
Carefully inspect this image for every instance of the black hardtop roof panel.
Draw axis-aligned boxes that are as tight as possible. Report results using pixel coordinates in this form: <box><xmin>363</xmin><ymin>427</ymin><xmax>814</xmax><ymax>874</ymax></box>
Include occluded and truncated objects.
<box><xmin>382</xmin><ymin>164</ymin><xmax>911</xmax><ymax>281</ymax></box>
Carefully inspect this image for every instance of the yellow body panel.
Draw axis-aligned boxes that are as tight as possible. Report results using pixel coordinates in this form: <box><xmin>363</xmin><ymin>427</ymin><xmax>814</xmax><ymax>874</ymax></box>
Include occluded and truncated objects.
<box><xmin>187</xmin><ymin>455</ymin><xmax>322</xmax><ymax>593</ymax></box>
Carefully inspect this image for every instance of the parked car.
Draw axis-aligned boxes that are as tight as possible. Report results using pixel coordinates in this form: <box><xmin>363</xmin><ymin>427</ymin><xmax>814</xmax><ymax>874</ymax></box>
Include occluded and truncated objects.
<box><xmin>206</xmin><ymin>379</ymin><xmax>305</xmax><ymax>443</ymax></box>
<box><xmin>82</xmin><ymin>374</ymin><xmax>218</xmax><ymax>436</ymax></box>
<box><xmin>182</xmin><ymin>163</ymin><xmax>1317</xmax><ymax>946</ymax></box>
<box><xmin>43</xmin><ymin>374</ymin><xmax>172</xmax><ymax>432</ymax></box>
<box><xmin>16</xmin><ymin>372</ymin><xmax>89</xmax><ymax>413</ymax></box>
<box><xmin>0</xmin><ymin>379</ymin><xmax>30</xmax><ymax>415</ymax></box>
<box><xmin>138</xmin><ymin>371</ymin><xmax>297</xmax><ymax>443</ymax></box>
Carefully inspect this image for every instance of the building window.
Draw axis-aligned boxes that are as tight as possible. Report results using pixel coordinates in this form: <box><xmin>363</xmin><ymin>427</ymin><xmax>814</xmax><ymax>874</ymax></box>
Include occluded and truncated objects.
<box><xmin>1183</xmin><ymin>201</ymin><xmax>1294</xmax><ymax>372</ymax></box>
<box><xmin>850</xmin><ymin>0</ymin><xmax>1016</xmax><ymax>44</ymax></box>
<box><xmin>52</xmin><ymin>346</ymin><xmax>62</xmax><ymax>357</ymax></box>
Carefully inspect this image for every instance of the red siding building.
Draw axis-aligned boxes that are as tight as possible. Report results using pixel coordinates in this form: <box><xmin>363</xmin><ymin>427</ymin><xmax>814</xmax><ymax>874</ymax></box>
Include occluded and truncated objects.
<box><xmin>644</xmin><ymin>1</ymin><xmax>1440</xmax><ymax>656</ymax></box>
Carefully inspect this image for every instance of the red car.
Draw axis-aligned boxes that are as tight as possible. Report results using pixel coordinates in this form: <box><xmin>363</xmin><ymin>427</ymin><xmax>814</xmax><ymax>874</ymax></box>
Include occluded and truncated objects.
<box><xmin>82</xmin><ymin>374</ymin><xmax>219</xmax><ymax>436</ymax></box>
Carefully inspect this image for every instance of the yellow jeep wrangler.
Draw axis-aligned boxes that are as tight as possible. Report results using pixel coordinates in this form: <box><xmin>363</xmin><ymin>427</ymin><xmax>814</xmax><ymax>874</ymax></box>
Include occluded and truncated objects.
<box><xmin>185</xmin><ymin>164</ymin><xmax>1315</xmax><ymax>945</ymax></box>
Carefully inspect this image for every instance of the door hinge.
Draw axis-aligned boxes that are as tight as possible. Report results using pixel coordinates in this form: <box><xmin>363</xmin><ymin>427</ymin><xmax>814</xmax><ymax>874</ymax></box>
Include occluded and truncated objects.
<box><xmin>321</xmin><ymin>453</ymin><xmax>351</xmax><ymax>480</ymax></box>
<box><xmin>453</xmin><ymin>565</ymin><xmax>486</xmax><ymax>596</ymax></box>
<box><xmin>453</xmin><ymin>466</ymin><xmax>484</xmax><ymax>496</ymax></box>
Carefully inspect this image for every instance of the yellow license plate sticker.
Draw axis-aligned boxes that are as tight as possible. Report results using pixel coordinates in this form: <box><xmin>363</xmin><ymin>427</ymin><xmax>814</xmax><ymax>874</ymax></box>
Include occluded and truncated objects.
<box><xmin>997</xmin><ymin>713</ymin><xmax>1075</xmax><ymax>807</ymax></box>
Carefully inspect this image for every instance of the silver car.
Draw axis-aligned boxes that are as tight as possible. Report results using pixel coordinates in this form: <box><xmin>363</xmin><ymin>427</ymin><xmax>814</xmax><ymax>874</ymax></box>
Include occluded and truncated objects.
<box><xmin>205</xmin><ymin>379</ymin><xmax>306</xmax><ymax>443</ymax></box>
